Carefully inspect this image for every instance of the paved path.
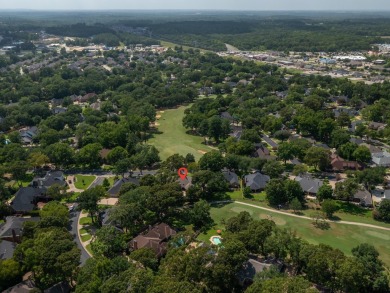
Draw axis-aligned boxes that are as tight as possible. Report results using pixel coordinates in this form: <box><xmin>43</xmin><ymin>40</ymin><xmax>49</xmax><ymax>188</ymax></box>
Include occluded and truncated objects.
<box><xmin>217</xmin><ymin>200</ymin><xmax>390</xmax><ymax>232</ymax></box>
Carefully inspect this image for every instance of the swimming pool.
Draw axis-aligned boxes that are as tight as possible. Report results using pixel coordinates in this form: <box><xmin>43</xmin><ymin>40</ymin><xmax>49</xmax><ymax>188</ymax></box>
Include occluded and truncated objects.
<box><xmin>211</xmin><ymin>236</ymin><xmax>222</xmax><ymax>245</ymax></box>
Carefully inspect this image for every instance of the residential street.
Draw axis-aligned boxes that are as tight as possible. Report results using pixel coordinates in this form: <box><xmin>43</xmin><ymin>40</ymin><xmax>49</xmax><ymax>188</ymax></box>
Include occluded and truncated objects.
<box><xmin>68</xmin><ymin>203</ymin><xmax>91</xmax><ymax>265</ymax></box>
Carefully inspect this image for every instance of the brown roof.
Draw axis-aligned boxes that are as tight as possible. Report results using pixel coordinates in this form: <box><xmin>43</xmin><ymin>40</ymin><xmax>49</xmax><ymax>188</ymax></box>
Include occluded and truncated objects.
<box><xmin>331</xmin><ymin>154</ymin><xmax>361</xmax><ymax>171</ymax></box>
<box><xmin>99</xmin><ymin>149</ymin><xmax>111</xmax><ymax>159</ymax></box>
<box><xmin>129</xmin><ymin>223</ymin><xmax>176</xmax><ymax>257</ymax></box>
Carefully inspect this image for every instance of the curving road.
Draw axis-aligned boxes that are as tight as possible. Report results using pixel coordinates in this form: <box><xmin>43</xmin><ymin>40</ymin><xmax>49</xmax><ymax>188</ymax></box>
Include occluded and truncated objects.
<box><xmin>68</xmin><ymin>203</ymin><xmax>90</xmax><ymax>265</ymax></box>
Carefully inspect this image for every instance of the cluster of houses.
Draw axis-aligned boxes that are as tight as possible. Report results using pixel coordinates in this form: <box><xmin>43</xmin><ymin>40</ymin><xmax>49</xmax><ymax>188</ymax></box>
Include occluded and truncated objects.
<box><xmin>0</xmin><ymin>171</ymin><xmax>67</xmax><ymax>260</ymax></box>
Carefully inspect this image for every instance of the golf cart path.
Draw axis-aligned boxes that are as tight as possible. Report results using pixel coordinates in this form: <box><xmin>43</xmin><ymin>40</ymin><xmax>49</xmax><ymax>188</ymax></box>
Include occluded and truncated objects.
<box><xmin>232</xmin><ymin>201</ymin><xmax>390</xmax><ymax>231</ymax></box>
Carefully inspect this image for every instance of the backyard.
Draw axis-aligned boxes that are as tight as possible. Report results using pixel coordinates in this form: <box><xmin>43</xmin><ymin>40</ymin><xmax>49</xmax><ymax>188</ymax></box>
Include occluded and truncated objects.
<box><xmin>149</xmin><ymin>106</ymin><xmax>215</xmax><ymax>161</ymax></box>
<box><xmin>201</xmin><ymin>202</ymin><xmax>390</xmax><ymax>266</ymax></box>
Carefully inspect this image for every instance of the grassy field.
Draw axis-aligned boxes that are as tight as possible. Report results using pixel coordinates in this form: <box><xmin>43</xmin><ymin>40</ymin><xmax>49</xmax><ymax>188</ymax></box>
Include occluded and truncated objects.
<box><xmin>203</xmin><ymin>202</ymin><xmax>390</xmax><ymax>266</ymax></box>
<box><xmin>149</xmin><ymin>106</ymin><xmax>215</xmax><ymax>161</ymax></box>
<box><xmin>74</xmin><ymin>175</ymin><xmax>96</xmax><ymax>190</ymax></box>
<box><xmin>160</xmin><ymin>40</ymin><xmax>210</xmax><ymax>53</ymax></box>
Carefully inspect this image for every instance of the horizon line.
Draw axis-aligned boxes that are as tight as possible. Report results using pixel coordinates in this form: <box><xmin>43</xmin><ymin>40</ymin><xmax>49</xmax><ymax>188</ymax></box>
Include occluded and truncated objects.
<box><xmin>1</xmin><ymin>9</ymin><xmax>390</xmax><ymax>12</ymax></box>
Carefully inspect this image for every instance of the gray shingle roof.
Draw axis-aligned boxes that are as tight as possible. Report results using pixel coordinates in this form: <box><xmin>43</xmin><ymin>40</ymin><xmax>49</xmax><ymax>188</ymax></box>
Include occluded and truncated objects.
<box><xmin>223</xmin><ymin>171</ymin><xmax>240</xmax><ymax>187</ymax></box>
<box><xmin>244</xmin><ymin>173</ymin><xmax>270</xmax><ymax>191</ymax></box>
<box><xmin>295</xmin><ymin>176</ymin><xmax>323</xmax><ymax>195</ymax></box>
<box><xmin>11</xmin><ymin>187</ymin><xmax>45</xmax><ymax>212</ymax></box>
<box><xmin>0</xmin><ymin>216</ymin><xmax>40</xmax><ymax>239</ymax></box>
<box><xmin>108</xmin><ymin>177</ymin><xmax>140</xmax><ymax>196</ymax></box>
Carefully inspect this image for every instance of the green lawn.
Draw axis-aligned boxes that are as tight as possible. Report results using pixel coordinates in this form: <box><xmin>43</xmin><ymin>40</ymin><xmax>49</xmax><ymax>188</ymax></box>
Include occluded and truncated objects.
<box><xmin>86</xmin><ymin>243</ymin><xmax>93</xmax><ymax>255</ymax></box>
<box><xmin>81</xmin><ymin>234</ymin><xmax>92</xmax><ymax>242</ymax></box>
<box><xmin>160</xmin><ymin>40</ymin><xmax>210</xmax><ymax>53</ymax></box>
<box><xmin>74</xmin><ymin>175</ymin><xmax>96</xmax><ymax>190</ymax></box>
<box><xmin>149</xmin><ymin>106</ymin><xmax>215</xmax><ymax>161</ymax></box>
<box><xmin>79</xmin><ymin>217</ymin><xmax>93</xmax><ymax>225</ymax></box>
<box><xmin>203</xmin><ymin>202</ymin><xmax>390</xmax><ymax>266</ymax></box>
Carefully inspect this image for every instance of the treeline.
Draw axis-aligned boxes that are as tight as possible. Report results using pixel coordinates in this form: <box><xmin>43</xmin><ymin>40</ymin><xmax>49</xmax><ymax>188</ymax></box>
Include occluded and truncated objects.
<box><xmin>46</xmin><ymin>23</ymin><xmax>114</xmax><ymax>38</ymax></box>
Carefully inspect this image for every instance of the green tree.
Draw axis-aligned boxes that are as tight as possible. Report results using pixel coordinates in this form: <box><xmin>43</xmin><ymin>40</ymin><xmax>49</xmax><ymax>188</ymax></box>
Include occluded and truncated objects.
<box><xmin>0</xmin><ymin>259</ymin><xmax>22</xmax><ymax>292</ymax></box>
<box><xmin>107</xmin><ymin>146</ymin><xmax>128</xmax><ymax>165</ymax></box>
<box><xmin>321</xmin><ymin>199</ymin><xmax>338</xmax><ymax>218</ymax></box>
<box><xmin>46</xmin><ymin>183</ymin><xmax>68</xmax><ymax>201</ymax></box>
<box><xmin>15</xmin><ymin>227</ymin><xmax>80</xmax><ymax>288</ymax></box>
<box><xmin>262</xmin><ymin>160</ymin><xmax>284</xmax><ymax>179</ymax></box>
<box><xmin>277</xmin><ymin>142</ymin><xmax>296</xmax><ymax>164</ymax></box>
<box><xmin>284</xmin><ymin>180</ymin><xmax>305</xmax><ymax>203</ymax></box>
<box><xmin>91</xmin><ymin>225</ymin><xmax>126</xmax><ymax>258</ymax></box>
<box><xmin>352</xmin><ymin>145</ymin><xmax>371</xmax><ymax>164</ymax></box>
<box><xmin>351</xmin><ymin>244</ymin><xmax>390</xmax><ymax>293</ymax></box>
<box><xmin>290</xmin><ymin>197</ymin><xmax>303</xmax><ymax>213</ymax></box>
<box><xmin>130</xmin><ymin>248</ymin><xmax>158</xmax><ymax>271</ymax></box>
<box><xmin>334</xmin><ymin>179</ymin><xmax>359</xmax><ymax>202</ymax></box>
<box><xmin>77</xmin><ymin>143</ymin><xmax>103</xmax><ymax>168</ymax></box>
<box><xmin>316</xmin><ymin>180</ymin><xmax>333</xmax><ymax>202</ymax></box>
<box><xmin>78</xmin><ymin>186</ymin><xmax>106</xmax><ymax>223</ymax></box>
<box><xmin>40</xmin><ymin>201</ymin><xmax>69</xmax><ymax>228</ymax></box>
<box><xmin>373</xmin><ymin>199</ymin><xmax>390</xmax><ymax>222</ymax></box>
<box><xmin>199</xmin><ymin>151</ymin><xmax>224</xmax><ymax>172</ymax></box>
<box><xmin>247</xmin><ymin>276</ymin><xmax>318</xmax><ymax>293</ymax></box>
<box><xmin>190</xmin><ymin>200</ymin><xmax>213</xmax><ymax>231</ymax></box>
<box><xmin>45</xmin><ymin>142</ymin><xmax>74</xmax><ymax>168</ymax></box>
<box><xmin>265</xmin><ymin>179</ymin><xmax>287</xmax><ymax>206</ymax></box>
<box><xmin>356</xmin><ymin>167</ymin><xmax>386</xmax><ymax>192</ymax></box>
<box><xmin>304</xmin><ymin>147</ymin><xmax>330</xmax><ymax>171</ymax></box>
<box><xmin>225</xmin><ymin>211</ymin><xmax>253</xmax><ymax>233</ymax></box>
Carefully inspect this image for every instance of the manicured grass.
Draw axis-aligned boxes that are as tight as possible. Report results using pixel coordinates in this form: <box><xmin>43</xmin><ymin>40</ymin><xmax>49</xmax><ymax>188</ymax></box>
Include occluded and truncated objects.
<box><xmin>79</xmin><ymin>217</ymin><xmax>92</xmax><ymax>225</ymax></box>
<box><xmin>79</xmin><ymin>228</ymin><xmax>89</xmax><ymax>234</ymax></box>
<box><xmin>227</xmin><ymin>190</ymin><xmax>267</xmax><ymax>202</ymax></box>
<box><xmin>81</xmin><ymin>234</ymin><xmax>92</xmax><ymax>242</ymax></box>
<box><xmin>74</xmin><ymin>175</ymin><xmax>96</xmax><ymax>190</ymax></box>
<box><xmin>206</xmin><ymin>202</ymin><xmax>390</xmax><ymax>266</ymax></box>
<box><xmin>86</xmin><ymin>243</ymin><xmax>93</xmax><ymax>255</ymax></box>
<box><xmin>149</xmin><ymin>106</ymin><xmax>215</xmax><ymax>161</ymax></box>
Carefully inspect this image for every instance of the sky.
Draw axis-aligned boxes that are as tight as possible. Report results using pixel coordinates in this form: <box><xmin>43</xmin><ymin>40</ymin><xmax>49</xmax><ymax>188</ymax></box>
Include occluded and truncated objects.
<box><xmin>1</xmin><ymin>0</ymin><xmax>390</xmax><ymax>11</ymax></box>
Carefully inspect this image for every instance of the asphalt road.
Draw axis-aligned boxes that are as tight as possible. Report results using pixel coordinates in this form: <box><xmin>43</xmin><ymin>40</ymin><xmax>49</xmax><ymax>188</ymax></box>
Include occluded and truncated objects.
<box><xmin>68</xmin><ymin>203</ymin><xmax>90</xmax><ymax>265</ymax></box>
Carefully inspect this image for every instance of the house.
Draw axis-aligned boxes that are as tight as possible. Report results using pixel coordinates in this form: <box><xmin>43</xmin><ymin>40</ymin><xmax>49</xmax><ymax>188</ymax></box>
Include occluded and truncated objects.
<box><xmin>3</xmin><ymin>280</ymin><xmax>71</xmax><ymax>293</ymax></box>
<box><xmin>31</xmin><ymin>171</ymin><xmax>67</xmax><ymax>189</ymax></box>
<box><xmin>372</xmin><ymin>151</ymin><xmax>390</xmax><ymax>167</ymax></box>
<box><xmin>330</xmin><ymin>154</ymin><xmax>362</xmax><ymax>171</ymax></box>
<box><xmin>261</xmin><ymin>135</ymin><xmax>278</xmax><ymax>149</ymax></box>
<box><xmin>238</xmin><ymin>258</ymin><xmax>283</xmax><ymax>287</ymax></box>
<box><xmin>19</xmin><ymin>126</ymin><xmax>38</xmax><ymax>145</ymax></box>
<box><xmin>369</xmin><ymin>122</ymin><xmax>387</xmax><ymax>131</ymax></box>
<box><xmin>220</xmin><ymin>111</ymin><xmax>234</xmax><ymax>122</ymax></box>
<box><xmin>52</xmin><ymin>107</ymin><xmax>67</xmax><ymax>115</ymax></box>
<box><xmin>348</xmin><ymin>120</ymin><xmax>364</xmax><ymax>133</ymax></box>
<box><xmin>0</xmin><ymin>216</ymin><xmax>40</xmax><ymax>243</ymax></box>
<box><xmin>350</xmin><ymin>137</ymin><xmax>364</xmax><ymax>145</ymax></box>
<box><xmin>10</xmin><ymin>187</ymin><xmax>48</xmax><ymax>213</ymax></box>
<box><xmin>252</xmin><ymin>145</ymin><xmax>275</xmax><ymax>160</ymax></box>
<box><xmin>353</xmin><ymin>189</ymin><xmax>373</xmax><ymax>207</ymax></box>
<box><xmin>3</xmin><ymin>279</ymin><xmax>36</xmax><ymax>293</ymax></box>
<box><xmin>108</xmin><ymin>177</ymin><xmax>140</xmax><ymax>197</ymax></box>
<box><xmin>222</xmin><ymin>171</ymin><xmax>240</xmax><ymax>188</ymax></box>
<box><xmin>128</xmin><ymin>223</ymin><xmax>176</xmax><ymax>258</ymax></box>
<box><xmin>295</xmin><ymin>175</ymin><xmax>323</xmax><ymax>196</ymax></box>
<box><xmin>244</xmin><ymin>173</ymin><xmax>270</xmax><ymax>192</ymax></box>
<box><xmin>178</xmin><ymin>177</ymin><xmax>192</xmax><ymax>191</ymax></box>
<box><xmin>0</xmin><ymin>240</ymin><xmax>15</xmax><ymax>260</ymax></box>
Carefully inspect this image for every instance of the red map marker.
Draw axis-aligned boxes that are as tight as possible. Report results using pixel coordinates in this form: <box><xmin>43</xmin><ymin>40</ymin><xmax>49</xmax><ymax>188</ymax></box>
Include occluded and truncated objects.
<box><xmin>178</xmin><ymin>167</ymin><xmax>188</xmax><ymax>180</ymax></box>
